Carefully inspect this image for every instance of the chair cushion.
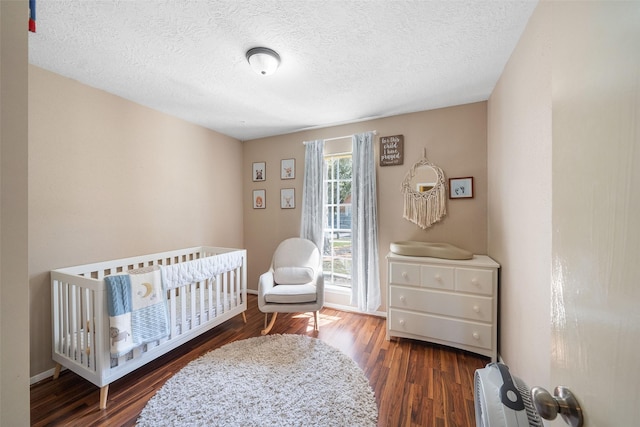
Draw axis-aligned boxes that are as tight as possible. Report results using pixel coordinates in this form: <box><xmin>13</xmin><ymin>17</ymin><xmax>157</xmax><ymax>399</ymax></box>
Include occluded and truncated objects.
<box><xmin>272</xmin><ymin>238</ymin><xmax>320</xmax><ymax>271</ymax></box>
<box><xmin>274</xmin><ymin>266</ymin><xmax>314</xmax><ymax>285</ymax></box>
<box><xmin>263</xmin><ymin>284</ymin><xmax>317</xmax><ymax>304</ymax></box>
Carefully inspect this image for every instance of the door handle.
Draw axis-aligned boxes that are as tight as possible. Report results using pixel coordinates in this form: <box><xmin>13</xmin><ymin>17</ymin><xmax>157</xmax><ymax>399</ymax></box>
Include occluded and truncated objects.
<box><xmin>531</xmin><ymin>386</ymin><xmax>583</xmax><ymax>427</ymax></box>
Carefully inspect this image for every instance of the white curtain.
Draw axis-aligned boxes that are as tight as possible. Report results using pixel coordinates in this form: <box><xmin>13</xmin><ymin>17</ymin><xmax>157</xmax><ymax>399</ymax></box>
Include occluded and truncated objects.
<box><xmin>351</xmin><ymin>132</ymin><xmax>381</xmax><ymax>312</ymax></box>
<box><xmin>300</xmin><ymin>139</ymin><xmax>325</xmax><ymax>253</ymax></box>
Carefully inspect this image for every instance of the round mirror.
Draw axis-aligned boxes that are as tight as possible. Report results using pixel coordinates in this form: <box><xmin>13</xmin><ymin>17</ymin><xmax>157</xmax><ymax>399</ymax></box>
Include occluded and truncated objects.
<box><xmin>411</xmin><ymin>165</ymin><xmax>438</xmax><ymax>193</ymax></box>
<box><xmin>401</xmin><ymin>158</ymin><xmax>446</xmax><ymax>229</ymax></box>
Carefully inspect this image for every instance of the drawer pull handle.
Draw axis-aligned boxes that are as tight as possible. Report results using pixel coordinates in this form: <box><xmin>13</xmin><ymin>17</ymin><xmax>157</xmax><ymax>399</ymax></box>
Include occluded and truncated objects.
<box><xmin>472</xmin><ymin>332</ymin><xmax>480</xmax><ymax>340</ymax></box>
<box><xmin>399</xmin><ymin>319</ymin><xmax>406</xmax><ymax>326</ymax></box>
<box><xmin>473</xmin><ymin>305</ymin><xmax>480</xmax><ymax>313</ymax></box>
<box><xmin>399</xmin><ymin>295</ymin><xmax>406</xmax><ymax>303</ymax></box>
<box><xmin>471</xmin><ymin>277</ymin><xmax>479</xmax><ymax>285</ymax></box>
<box><xmin>402</xmin><ymin>272</ymin><xmax>409</xmax><ymax>279</ymax></box>
<box><xmin>434</xmin><ymin>274</ymin><xmax>442</xmax><ymax>281</ymax></box>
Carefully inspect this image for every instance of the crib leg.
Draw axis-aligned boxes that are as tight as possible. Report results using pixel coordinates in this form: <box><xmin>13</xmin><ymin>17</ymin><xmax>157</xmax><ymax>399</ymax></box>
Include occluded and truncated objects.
<box><xmin>261</xmin><ymin>312</ymin><xmax>278</xmax><ymax>335</ymax></box>
<box><xmin>314</xmin><ymin>311</ymin><xmax>319</xmax><ymax>331</ymax></box>
<box><xmin>242</xmin><ymin>311</ymin><xmax>247</xmax><ymax>324</ymax></box>
<box><xmin>53</xmin><ymin>363</ymin><xmax>62</xmax><ymax>380</ymax></box>
<box><xmin>99</xmin><ymin>385</ymin><xmax>109</xmax><ymax>409</ymax></box>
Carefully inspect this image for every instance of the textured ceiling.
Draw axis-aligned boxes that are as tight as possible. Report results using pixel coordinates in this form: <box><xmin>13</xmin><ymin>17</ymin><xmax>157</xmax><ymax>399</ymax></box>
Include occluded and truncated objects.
<box><xmin>28</xmin><ymin>1</ymin><xmax>538</xmax><ymax>141</ymax></box>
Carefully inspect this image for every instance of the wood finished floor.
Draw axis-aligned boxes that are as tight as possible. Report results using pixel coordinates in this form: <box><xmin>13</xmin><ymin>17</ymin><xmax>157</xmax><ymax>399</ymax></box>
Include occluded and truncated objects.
<box><xmin>31</xmin><ymin>294</ymin><xmax>488</xmax><ymax>426</ymax></box>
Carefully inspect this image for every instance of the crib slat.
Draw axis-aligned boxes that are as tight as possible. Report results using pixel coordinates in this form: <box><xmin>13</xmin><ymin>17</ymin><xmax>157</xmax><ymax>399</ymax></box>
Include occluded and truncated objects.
<box><xmin>216</xmin><ymin>273</ymin><xmax>222</xmax><ymax>314</ymax></box>
<box><xmin>227</xmin><ymin>271</ymin><xmax>232</xmax><ymax>309</ymax></box>
<box><xmin>198</xmin><ymin>281</ymin><xmax>205</xmax><ymax>323</ymax></box>
<box><xmin>63</xmin><ymin>283</ymin><xmax>70</xmax><ymax>358</ymax></box>
<box><xmin>53</xmin><ymin>281</ymin><xmax>63</xmax><ymax>355</ymax></box>
<box><xmin>95</xmin><ymin>285</ymin><xmax>108</xmax><ymax>377</ymax></box>
<box><xmin>207</xmin><ymin>279</ymin><xmax>218</xmax><ymax>320</ymax></box>
<box><xmin>237</xmin><ymin>268</ymin><xmax>242</xmax><ymax>305</ymax></box>
<box><xmin>52</xmin><ymin>281</ymin><xmax>59</xmax><ymax>354</ymax></box>
<box><xmin>190</xmin><ymin>283</ymin><xmax>197</xmax><ymax>329</ymax></box>
<box><xmin>80</xmin><ymin>288</ymin><xmax>88</xmax><ymax>366</ymax></box>
<box><xmin>87</xmin><ymin>288</ymin><xmax>97</xmax><ymax>369</ymax></box>
<box><xmin>59</xmin><ymin>281</ymin><xmax>67</xmax><ymax>356</ymax></box>
<box><xmin>180</xmin><ymin>284</ymin><xmax>187</xmax><ymax>334</ymax></box>
<box><xmin>69</xmin><ymin>286</ymin><xmax>78</xmax><ymax>359</ymax></box>
<box><xmin>74</xmin><ymin>286</ymin><xmax>86</xmax><ymax>368</ymax></box>
<box><xmin>224</xmin><ymin>272</ymin><xmax>229</xmax><ymax>313</ymax></box>
<box><xmin>227</xmin><ymin>272</ymin><xmax>232</xmax><ymax>310</ymax></box>
<box><xmin>169</xmin><ymin>288</ymin><xmax>177</xmax><ymax>338</ymax></box>
<box><xmin>231</xmin><ymin>269</ymin><xmax>237</xmax><ymax>308</ymax></box>
<box><xmin>237</xmin><ymin>269</ymin><xmax>242</xmax><ymax>306</ymax></box>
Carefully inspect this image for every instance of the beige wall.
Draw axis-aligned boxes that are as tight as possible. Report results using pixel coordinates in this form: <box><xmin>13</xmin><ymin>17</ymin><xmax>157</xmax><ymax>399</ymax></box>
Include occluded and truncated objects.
<box><xmin>28</xmin><ymin>66</ymin><xmax>244</xmax><ymax>376</ymax></box>
<box><xmin>243</xmin><ymin>102</ymin><xmax>489</xmax><ymax>311</ymax></box>
<box><xmin>1</xmin><ymin>1</ymin><xmax>31</xmax><ymax>424</ymax></box>
<box><xmin>487</xmin><ymin>2</ymin><xmax>552</xmax><ymax>387</ymax></box>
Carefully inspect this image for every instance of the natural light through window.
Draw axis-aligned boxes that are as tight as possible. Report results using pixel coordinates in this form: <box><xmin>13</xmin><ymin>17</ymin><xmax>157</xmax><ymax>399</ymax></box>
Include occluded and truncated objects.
<box><xmin>323</xmin><ymin>152</ymin><xmax>352</xmax><ymax>288</ymax></box>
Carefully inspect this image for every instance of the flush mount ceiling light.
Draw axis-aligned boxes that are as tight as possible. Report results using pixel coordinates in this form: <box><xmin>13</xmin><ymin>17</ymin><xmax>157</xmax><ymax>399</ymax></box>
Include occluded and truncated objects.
<box><xmin>246</xmin><ymin>47</ymin><xmax>280</xmax><ymax>76</ymax></box>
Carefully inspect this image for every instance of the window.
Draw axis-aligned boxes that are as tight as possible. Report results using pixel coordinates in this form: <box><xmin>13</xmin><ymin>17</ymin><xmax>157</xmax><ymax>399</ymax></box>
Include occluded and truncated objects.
<box><xmin>323</xmin><ymin>152</ymin><xmax>352</xmax><ymax>287</ymax></box>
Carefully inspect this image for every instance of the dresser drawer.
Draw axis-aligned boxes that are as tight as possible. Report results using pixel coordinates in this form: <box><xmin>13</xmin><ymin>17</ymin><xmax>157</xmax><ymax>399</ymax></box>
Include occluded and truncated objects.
<box><xmin>388</xmin><ymin>309</ymin><xmax>493</xmax><ymax>350</ymax></box>
<box><xmin>389</xmin><ymin>262</ymin><xmax>421</xmax><ymax>287</ymax></box>
<box><xmin>420</xmin><ymin>265</ymin><xmax>454</xmax><ymax>290</ymax></box>
<box><xmin>389</xmin><ymin>286</ymin><xmax>493</xmax><ymax>322</ymax></box>
<box><xmin>456</xmin><ymin>268</ymin><xmax>494</xmax><ymax>295</ymax></box>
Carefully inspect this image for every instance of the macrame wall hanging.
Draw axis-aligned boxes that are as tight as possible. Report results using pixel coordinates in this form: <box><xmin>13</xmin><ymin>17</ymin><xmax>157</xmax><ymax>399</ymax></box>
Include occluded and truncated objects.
<box><xmin>401</xmin><ymin>151</ymin><xmax>447</xmax><ymax>229</ymax></box>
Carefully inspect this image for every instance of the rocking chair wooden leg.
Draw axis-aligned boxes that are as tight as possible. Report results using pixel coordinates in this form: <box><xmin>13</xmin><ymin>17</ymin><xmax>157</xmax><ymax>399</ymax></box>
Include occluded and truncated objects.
<box><xmin>261</xmin><ymin>312</ymin><xmax>278</xmax><ymax>335</ymax></box>
<box><xmin>314</xmin><ymin>311</ymin><xmax>319</xmax><ymax>331</ymax></box>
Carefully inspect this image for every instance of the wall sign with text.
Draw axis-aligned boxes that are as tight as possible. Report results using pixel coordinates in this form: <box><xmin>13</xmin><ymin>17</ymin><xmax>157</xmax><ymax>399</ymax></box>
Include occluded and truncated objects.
<box><xmin>380</xmin><ymin>135</ymin><xmax>404</xmax><ymax>166</ymax></box>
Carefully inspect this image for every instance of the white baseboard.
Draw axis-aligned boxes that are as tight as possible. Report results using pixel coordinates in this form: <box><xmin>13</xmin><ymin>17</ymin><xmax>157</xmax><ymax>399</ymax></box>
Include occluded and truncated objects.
<box><xmin>323</xmin><ymin>301</ymin><xmax>386</xmax><ymax>318</ymax></box>
<box><xmin>31</xmin><ymin>366</ymin><xmax>61</xmax><ymax>385</ymax></box>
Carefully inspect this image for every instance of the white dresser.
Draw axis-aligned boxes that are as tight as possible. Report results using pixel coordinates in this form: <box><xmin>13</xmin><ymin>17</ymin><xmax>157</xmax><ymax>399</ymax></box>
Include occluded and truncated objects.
<box><xmin>386</xmin><ymin>252</ymin><xmax>499</xmax><ymax>361</ymax></box>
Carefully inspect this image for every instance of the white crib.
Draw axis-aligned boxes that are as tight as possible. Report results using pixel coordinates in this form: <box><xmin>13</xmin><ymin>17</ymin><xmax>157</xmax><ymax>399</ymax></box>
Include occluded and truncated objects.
<box><xmin>51</xmin><ymin>246</ymin><xmax>247</xmax><ymax>409</ymax></box>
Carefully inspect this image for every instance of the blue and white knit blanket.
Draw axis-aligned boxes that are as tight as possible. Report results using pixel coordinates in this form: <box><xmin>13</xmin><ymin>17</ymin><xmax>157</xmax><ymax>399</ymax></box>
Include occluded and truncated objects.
<box><xmin>105</xmin><ymin>265</ymin><xmax>169</xmax><ymax>357</ymax></box>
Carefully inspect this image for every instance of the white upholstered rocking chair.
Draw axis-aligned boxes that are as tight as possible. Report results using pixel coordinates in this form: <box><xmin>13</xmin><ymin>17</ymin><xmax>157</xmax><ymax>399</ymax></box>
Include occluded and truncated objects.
<box><xmin>257</xmin><ymin>238</ymin><xmax>324</xmax><ymax>335</ymax></box>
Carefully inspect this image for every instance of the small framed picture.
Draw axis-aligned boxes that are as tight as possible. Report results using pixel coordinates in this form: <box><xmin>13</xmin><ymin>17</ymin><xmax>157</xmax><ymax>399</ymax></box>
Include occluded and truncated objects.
<box><xmin>281</xmin><ymin>158</ymin><xmax>295</xmax><ymax>180</ymax></box>
<box><xmin>253</xmin><ymin>189</ymin><xmax>266</xmax><ymax>209</ymax></box>
<box><xmin>416</xmin><ymin>182</ymin><xmax>435</xmax><ymax>192</ymax></box>
<box><xmin>280</xmin><ymin>188</ymin><xmax>295</xmax><ymax>209</ymax></box>
<box><xmin>449</xmin><ymin>177</ymin><xmax>474</xmax><ymax>199</ymax></box>
<box><xmin>252</xmin><ymin>162</ymin><xmax>266</xmax><ymax>182</ymax></box>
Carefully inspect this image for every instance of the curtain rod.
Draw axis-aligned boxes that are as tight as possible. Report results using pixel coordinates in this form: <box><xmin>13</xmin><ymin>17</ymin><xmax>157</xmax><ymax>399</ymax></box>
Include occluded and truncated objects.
<box><xmin>303</xmin><ymin>130</ymin><xmax>378</xmax><ymax>144</ymax></box>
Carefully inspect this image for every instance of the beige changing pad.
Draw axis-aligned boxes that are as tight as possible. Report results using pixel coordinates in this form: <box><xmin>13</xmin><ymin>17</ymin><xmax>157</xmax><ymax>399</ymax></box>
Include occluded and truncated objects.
<box><xmin>389</xmin><ymin>241</ymin><xmax>473</xmax><ymax>260</ymax></box>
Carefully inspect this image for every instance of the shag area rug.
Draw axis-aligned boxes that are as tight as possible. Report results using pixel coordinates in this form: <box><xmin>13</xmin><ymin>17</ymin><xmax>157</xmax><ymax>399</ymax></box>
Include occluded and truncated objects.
<box><xmin>137</xmin><ymin>334</ymin><xmax>378</xmax><ymax>426</ymax></box>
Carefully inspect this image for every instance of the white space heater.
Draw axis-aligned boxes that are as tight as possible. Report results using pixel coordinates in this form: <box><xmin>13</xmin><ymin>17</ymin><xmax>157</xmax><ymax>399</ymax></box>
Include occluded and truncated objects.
<box><xmin>474</xmin><ymin>363</ymin><xmax>543</xmax><ymax>427</ymax></box>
